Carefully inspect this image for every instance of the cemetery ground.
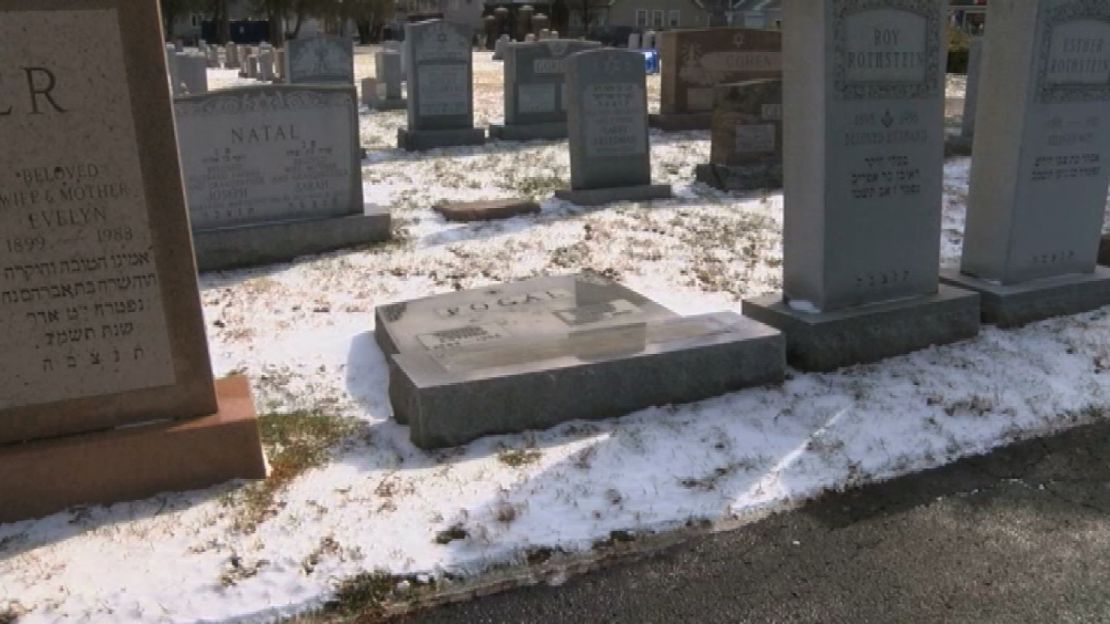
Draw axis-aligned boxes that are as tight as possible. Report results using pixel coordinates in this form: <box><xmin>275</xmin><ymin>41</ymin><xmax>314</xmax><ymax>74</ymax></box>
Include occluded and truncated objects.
<box><xmin>0</xmin><ymin>48</ymin><xmax>1107</xmax><ymax>623</ymax></box>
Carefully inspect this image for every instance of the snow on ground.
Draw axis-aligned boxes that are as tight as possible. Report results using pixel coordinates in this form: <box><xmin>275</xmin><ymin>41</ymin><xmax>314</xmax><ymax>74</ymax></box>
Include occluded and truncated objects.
<box><xmin>3</xmin><ymin>47</ymin><xmax>1110</xmax><ymax>623</ymax></box>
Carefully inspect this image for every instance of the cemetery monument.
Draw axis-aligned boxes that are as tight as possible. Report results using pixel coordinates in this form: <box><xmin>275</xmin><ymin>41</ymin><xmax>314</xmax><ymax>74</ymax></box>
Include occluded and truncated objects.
<box><xmin>285</xmin><ymin>34</ymin><xmax>355</xmax><ymax>85</ymax></box>
<box><xmin>490</xmin><ymin>39</ymin><xmax>600</xmax><ymax>141</ymax></box>
<box><xmin>695</xmin><ymin>79</ymin><xmax>784</xmax><ymax>191</ymax></box>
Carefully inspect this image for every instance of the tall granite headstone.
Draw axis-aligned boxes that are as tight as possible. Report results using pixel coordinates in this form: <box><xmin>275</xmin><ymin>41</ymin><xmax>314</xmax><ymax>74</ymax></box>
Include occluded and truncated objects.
<box><xmin>225</xmin><ymin>42</ymin><xmax>240</xmax><ymax>69</ymax></box>
<box><xmin>490</xmin><ymin>39</ymin><xmax>600</xmax><ymax>141</ymax></box>
<box><xmin>399</xmin><ymin>19</ymin><xmax>486</xmax><ymax>150</ymax></box>
<box><xmin>652</xmin><ymin>27</ymin><xmax>782</xmax><ymax>130</ymax></box>
<box><xmin>555</xmin><ymin>49</ymin><xmax>672</xmax><ymax>206</ymax></box>
<box><xmin>941</xmin><ymin>0</ymin><xmax>1110</xmax><ymax>326</ymax></box>
<box><xmin>363</xmin><ymin>49</ymin><xmax>405</xmax><ymax>110</ymax></box>
<box><xmin>743</xmin><ymin>0</ymin><xmax>980</xmax><ymax>371</ymax></box>
<box><xmin>0</xmin><ymin>0</ymin><xmax>265</xmax><ymax>523</ymax></box>
<box><xmin>174</xmin><ymin>86</ymin><xmax>391</xmax><ymax>270</ymax></box>
<box><xmin>374</xmin><ymin>273</ymin><xmax>785</xmax><ymax>449</ymax></box>
<box><xmin>285</xmin><ymin>35</ymin><xmax>355</xmax><ymax>84</ymax></box>
<box><xmin>695</xmin><ymin>79</ymin><xmax>784</xmax><ymax>191</ymax></box>
<box><xmin>960</xmin><ymin>36</ymin><xmax>983</xmax><ymax>141</ymax></box>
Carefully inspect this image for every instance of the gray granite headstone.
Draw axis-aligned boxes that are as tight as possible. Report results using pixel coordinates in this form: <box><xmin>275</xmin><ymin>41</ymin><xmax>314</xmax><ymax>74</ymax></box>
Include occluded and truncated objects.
<box><xmin>960</xmin><ymin>36</ymin><xmax>983</xmax><ymax>140</ymax></box>
<box><xmin>176</xmin><ymin>52</ymin><xmax>207</xmax><ymax>94</ymax></box>
<box><xmin>225</xmin><ymin>43</ymin><xmax>240</xmax><ymax>69</ymax></box>
<box><xmin>493</xmin><ymin>34</ymin><xmax>510</xmax><ymax>60</ymax></box>
<box><xmin>173</xmin><ymin>86</ymin><xmax>390</xmax><ymax>269</ymax></box>
<box><xmin>375</xmin><ymin>273</ymin><xmax>785</xmax><ymax>448</ymax></box>
<box><xmin>258</xmin><ymin>48</ymin><xmax>275</xmax><ymax>82</ymax></box>
<box><xmin>376</xmin><ymin>49</ymin><xmax>403</xmax><ymax>99</ymax></box>
<box><xmin>742</xmin><ymin>0</ymin><xmax>980</xmax><ymax>371</ymax></box>
<box><xmin>941</xmin><ymin>0</ymin><xmax>1110</xmax><ymax>326</ymax></box>
<box><xmin>399</xmin><ymin>19</ymin><xmax>485</xmax><ymax>150</ymax></box>
<box><xmin>285</xmin><ymin>35</ymin><xmax>354</xmax><ymax>84</ymax></box>
<box><xmin>165</xmin><ymin>43</ymin><xmax>182</xmax><ymax>96</ymax></box>
<box><xmin>555</xmin><ymin>48</ymin><xmax>671</xmax><ymax>205</ymax></box>
<box><xmin>205</xmin><ymin>44</ymin><xmax>220</xmax><ymax>68</ymax></box>
<box><xmin>246</xmin><ymin>54</ymin><xmax>259</xmax><ymax>79</ymax></box>
<box><xmin>490</xmin><ymin>39</ymin><xmax>600</xmax><ymax>140</ymax></box>
<box><xmin>695</xmin><ymin>79</ymin><xmax>783</xmax><ymax>191</ymax></box>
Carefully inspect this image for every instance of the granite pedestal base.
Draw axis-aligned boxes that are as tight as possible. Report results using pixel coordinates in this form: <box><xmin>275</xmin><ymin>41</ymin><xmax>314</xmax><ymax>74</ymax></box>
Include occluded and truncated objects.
<box><xmin>488</xmin><ymin>122</ymin><xmax>568</xmax><ymax>141</ymax></box>
<box><xmin>945</xmin><ymin>135</ymin><xmax>974</xmax><ymax>157</ymax></box>
<box><xmin>555</xmin><ymin>184</ymin><xmax>672</xmax><ymax>207</ymax></box>
<box><xmin>1100</xmin><ymin>234</ymin><xmax>1110</xmax><ymax>266</ymax></box>
<box><xmin>695</xmin><ymin>163</ymin><xmax>783</xmax><ymax>192</ymax></box>
<box><xmin>390</xmin><ymin>312</ymin><xmax>785</xmax><ymax>449</ymax></box>
<box><xmin>742</xmin><ymin>285</ymin><xmax>981</xmax><ymax>372</ymax></box>
<box><xmin>648</xmin><ymin>112</ymin><xmax>712</xmax><ymax>131</ymax></box>
<box><xmin>940</xmin><ymin>267</ymin><xmax>1110</xmax><ymax>327</ymax></box>
<box><xmin>0</xmin><ymin>376</ymin><xmax>267</xmax><ymax>524</ymax></box>
<box><xmin>398</xmin><ymin>127</ymin><xmax>486</xmax><ymax>151</ymax></box>
<box><xmin>193</xmin><ymin>206</ymin><xmax>391</xmax><ymax>272</ymax></box>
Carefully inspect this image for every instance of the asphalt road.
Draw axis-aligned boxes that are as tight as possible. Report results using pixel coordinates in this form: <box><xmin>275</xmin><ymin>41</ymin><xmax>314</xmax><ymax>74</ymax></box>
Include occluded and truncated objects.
<box><xmin>401</xmin><ymin>420</ymin><xmax>1110</xmax><ymax>623</ymax></box>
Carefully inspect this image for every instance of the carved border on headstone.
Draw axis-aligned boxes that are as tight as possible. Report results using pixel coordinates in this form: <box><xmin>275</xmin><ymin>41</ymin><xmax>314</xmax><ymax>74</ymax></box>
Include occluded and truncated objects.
<box><xmin>174</xmin><ymin>89</ymin><xmax>353</xmax><ymax>117</ymax></box>
<box><xmin>287</xmin><ymin>37</ymin><xmax>354</xmax><ymax>82</ymax></box>
<box><xmin>1036</xmin><ymin>1</ymin><xmax>1110</xmax><ymax>103</ymax></box>
<box><xmin>832</xmin><ymin>0</ymin><xmax>942</xmax><ymax>101</ymax></box>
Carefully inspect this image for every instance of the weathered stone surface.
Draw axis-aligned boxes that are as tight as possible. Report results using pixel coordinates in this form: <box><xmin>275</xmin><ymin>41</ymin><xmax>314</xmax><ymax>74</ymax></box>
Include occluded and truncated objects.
<box><xmin>362</xmin><ymin>77</ymin><xmax>406</xmax><ymax>110</ymax></box>
<box><xmin>0</xmin><ymin>375</ymin><xmax>267</xmax><ymax>524</ymax></box>
<box><xmin>376</xmin><ymin>49</ymin><xmax>403</xmax><ymax>99</ymax></box>
<box><xmin>960</xmin><ymin>0</ymin><xmax>1110</xmax><ymax>287</ymax></box>
<box><xmin>175</xmin><ymin>85</ymin><xmax>362</xmax><ymax>229</ymax></box>
<box><xmin>193</xmin><ymin>205</ymin><xmax>391</xmax><ymax>272</ymax></box>
<box><xmin>434</xmin><ymin>198</ymin><xmax>541</xmax><ymax>222</ymax></box>
<box><xmin>743</xmin><ymin>0</ymin><xmax>973</xmax><ymax>369</ymax></box>
<box><xmin>397</xmin><ymin>126</ymin><xmax>486</xmax><ymax>150</ymax></box>
<box><xmin>285</xmin><ymin>35</ymin><xmax>354</xmax><ymax>84</ymax></box>
<box><xmin>743</xmin><ymin>286</ymin><xmax>981</xmax><ymax>372</ymax></box>
<box><xmin>940</xmin><ymin>267</ymin><xmax>1110</xmax><ymax>328</ymax></box>
<box><xmin>375</xmin><ymin>273</ymin><xmax>783</xmax><ymax>447</ymax></box>
<box><xmin>653</xmin><ymin>27</ymin><xmax>782</xmax><ymax>131</ymax></box>
<box><xmin>0</xmin><ymin>2</ymin><xmax>219</xmax><ymax>443</ymax></box>
<box><xmin>698</xmin><ymin>79</ymin><xmax>783</xmax><ymax>191</ymax></box>
<box><xmin>554</xmin><ymin>184</ymin><xmax>673</xmax><ymax>206</ymax></box>
<box><xmin>401</xmin><ymin>19</ymin><xmax>484</xmax><ymax>150</ymax></box>
<box><xmin>392</xmin><ymin>311</ymin><xmax>785</xmax><ymax>449</ymax></box>
<box><xmin>175</xmin><ymin>85</ymin><xmax>388</xmax><ymax>266</ymax></box>
<box><xmin>496</xmin><ymin>40</ymin><xmax>600</xmax><ymax>140</ymax></box>
<box><xmin>561</xmin><ymin>48</ymin><xmax>670</xmax><ymax>202</ymax></box>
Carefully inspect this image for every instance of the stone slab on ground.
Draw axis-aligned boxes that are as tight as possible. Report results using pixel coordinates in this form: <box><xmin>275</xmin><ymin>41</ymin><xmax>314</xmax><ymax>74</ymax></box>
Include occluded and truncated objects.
<box><xmin>940</xmin><ymin>267</ymin><xmax>1110</xmax><ymax>328</ymax></box>
<box><xmin>193</xmin><ymin>206</ymin><xmax>391</xmax><ymax>272</ymax></box>
<box><xmin>694</xmin><ymin>163</ymin><xmax>782</xmax><ymax>192</ymax></box>
<box><xmin>398</xmin><ymin>127</ymin><xmax>486</xmax><ymax>151</ymax></box>
<box><xmin>0</xmin><ymin>376</ymin><xmax>266</xmax><ymax>524</ymax></box>
<box><xmin>742</xmin><ymin>285</ymin><xmax>981</xmax><ymax>372</ymax></box>
<box><xmin>390</xmin><ymin>311</ymin><xmax>785</xmax><ymax>449</ymax></box>
<box><xmin>488</xmin><ymin>122</ymin><xmax>568</xmax><ymax>141</ymax></box>
<box><xmin>434</xmin><ymin>198</ymin><xmax>541</xmax><ymax>222</ymax></box>
<box><xmin>554</xmin><ymin>184</ymin><xmax>673</xmax><ymax>207</ymax></box>
<box><xmin>647</xmin><ymin>112</ymin><xmax>712</xmax><ymax>131</ymax></box>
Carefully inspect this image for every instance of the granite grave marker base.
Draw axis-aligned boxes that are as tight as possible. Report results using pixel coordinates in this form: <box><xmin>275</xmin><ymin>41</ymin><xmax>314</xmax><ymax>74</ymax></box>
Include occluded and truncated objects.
<box><xmin>488</xmin><ymin>121</ymin><xmax>568</xmax><ymax>141</ymax></box>
<box><xmin>397</xmin><ymin>127</ymin><xmax>486</xmax><ymax>151</ymax></box>
<box><xmin>695</xmin><ymin>163</ymin><xmax>783</xmax><ymax>192</ymax></box>
<box><xmin>648</xmin><ymin>112</ymin><xmax>713</xmax><ymax>132</ymax></box>
<box><xmin>742</xmin><ymin>286</ymin><xmax>981</xmax><ymax>373</ymax></box>
<box><xmin>193</xmin><ymin>205</ymin><xmax>392</xmax><ymax>272</ymax></box>
<box><xmin>554</xmin><ymin>184</ymin><xmax>673</xmax><ymax>207</ymax></box>
<box><xmin>940</xmin><ymin>268</ymin><xmax>1110</xmax><ymax>328</ymax></box>
<box><xmin>1101</xmin><ymin>235</ymin><xmax>1110</xmax><ymax>267</ymax></box>
<box><xmin>0</xmin><ymin>376</ymin><xmax>267</xmax><ymax>524</ymax></box>
<box><xmin>374</xmin><ymin>273</ymin><xmax>783</xmax><ymax>448</ymax></box>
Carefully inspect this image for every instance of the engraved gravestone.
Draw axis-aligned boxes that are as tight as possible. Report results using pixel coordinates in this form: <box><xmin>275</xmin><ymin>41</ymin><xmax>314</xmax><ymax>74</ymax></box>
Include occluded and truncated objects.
<box><xmin>374</xmin><ymin>273</ymin><xmax>785</xmax><ymax>448</ymax></box>
<box><xmin>399</xmin><ymin>19</ymin><xmax>485</xmax><ymax>150</ymax></box>
<box><xmin>490</xmin><ymin>39</ymin><xmax>600</xmax><ymax>140</ymax></box>
<box><xmin>363</xmin><ymin>49</ymin><xmax>405</xmax><ymax>110</ymax></box>
<box><xmin>941</xmin><ymin>0</ymin><xmax>1110</xmax><ymax>326</ymax></box>
<box><xmin>652</xmin><ymin>27</ymin><xmax>782</xmax><ymax>130</ymax></box>
<box><xmin>743</xmin><ymin>0</ymin><xmax>980</xmax><ymax>371</ymax></box>
<box><xmin>556</xmin><ymin>48</ymin><xmax>672</xmax><ymax>206</ymax></box>
<box><xmin>285</xmin><ymin>34</ymin><xmax>354</xmax><ymax>84</ymax></box>
<box><xmin>695</xmin><ymin>79</ymin><xmax>784</xmax><ymax>191</ymax></box>
<box><xmin>174</xmin><ymin>85</ymin><xmax>390</xmax><ymax>270</ymax></box>
<box><xmin>0</xmin><ymin>0</ymin><xmax>265</xmax><ymax>523</ymax></box>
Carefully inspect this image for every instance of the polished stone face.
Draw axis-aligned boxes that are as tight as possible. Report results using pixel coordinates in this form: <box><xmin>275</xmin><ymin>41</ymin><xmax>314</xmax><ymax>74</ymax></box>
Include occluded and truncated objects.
<box><xmin>962</xmin><ymin>0</ymin><xmax>1110</xmax><ymax>284</ymax></box>
<box><xmin>658</xmin><ymin>27</ymin><xmax>782</xmax><ymax>115</ymax></box>
<box><xmin>405</xmin><ymin>19</ymin><xmax>474</xmax><ymax>131</ymax></box>
<box><xmin>374</xmin><ymin>272</ymin><xmax>677</xmax><ymax>356</ymax></box>
<box><xmin>285</xmin><ymin>35</ymin><xmax>354</xmax><ymax>84</ymax></box>
<box><xmin>782</xmin><ymin>0</ymin><xmax>946</xmax><ymax>312</ymax></box>
<box><xmin>174</xmin><ymin>86</ymin><xmax>363</xmax><ymax>231</ymax></box>
<box><xmin>503</xmin><ymin>40</ymin><xmax>600</xmax><ymax>126</ymax></box>
<box><xmin>564</xmin><ymin>49</ymin><xmax>652</xmax><ymax>190</ymax></box>
<box><xmin>0</xmin><ymin>2</ymin><xmax>216</xmax><ymax>443</ymax></box>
